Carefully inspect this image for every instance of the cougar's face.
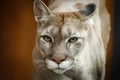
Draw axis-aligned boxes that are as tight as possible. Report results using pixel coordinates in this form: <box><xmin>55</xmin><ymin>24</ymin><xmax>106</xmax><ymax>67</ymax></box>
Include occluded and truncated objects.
<box><xmin>36</xmin><ymin>13</ymin><xmax>88</xmax><ymax>74</ymax></box>
<box><xmin>33</xmin><ymin>0</ymin><xmax>95</xmax><ymax>74</ymax></box>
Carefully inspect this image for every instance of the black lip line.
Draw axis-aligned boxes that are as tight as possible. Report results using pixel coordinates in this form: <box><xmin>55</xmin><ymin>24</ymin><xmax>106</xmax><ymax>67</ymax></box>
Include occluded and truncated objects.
<box><xmin>54</xmin><ymin>67</ymin><xmax>65</xmax><ymax>70</ymax></box>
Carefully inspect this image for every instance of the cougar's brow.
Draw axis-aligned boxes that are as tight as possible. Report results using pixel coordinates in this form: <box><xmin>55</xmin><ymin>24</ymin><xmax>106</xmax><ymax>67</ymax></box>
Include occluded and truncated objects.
<box><xmin>50</xmin><ymin>12</ymin><xmax>82</xmax><ymax>29</ymax></box>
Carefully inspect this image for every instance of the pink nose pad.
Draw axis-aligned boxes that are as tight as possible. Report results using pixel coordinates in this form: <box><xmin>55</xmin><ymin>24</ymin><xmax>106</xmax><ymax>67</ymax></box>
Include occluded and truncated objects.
<box><xmin>51</xmin><ymin>57</ymin><xmax>65</xmax><ymax>64</ymax></box>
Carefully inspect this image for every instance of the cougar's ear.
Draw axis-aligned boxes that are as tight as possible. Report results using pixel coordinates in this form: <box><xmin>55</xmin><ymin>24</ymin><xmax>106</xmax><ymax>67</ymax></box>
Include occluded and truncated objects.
<box><xmin>79</xmin><ymin>3</ymin><xmax>96</xmax><ymax>19</ymax></box>
<box><xmin>33</xmin><ymin>0</ymin><xmax>51</xmax><ymax>22</ymax></box>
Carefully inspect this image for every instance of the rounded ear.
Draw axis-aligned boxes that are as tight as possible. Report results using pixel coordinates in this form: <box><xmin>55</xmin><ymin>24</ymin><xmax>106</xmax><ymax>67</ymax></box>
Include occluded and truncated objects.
<box><xmin>79</xmin><ymin>3</ymin><xmax>96</xmax><ymax>19</ymax></box>
<box><xmin>33</xmin><ymin>0</ymin><xmax>51</xmax><ymax>22</ymax></box>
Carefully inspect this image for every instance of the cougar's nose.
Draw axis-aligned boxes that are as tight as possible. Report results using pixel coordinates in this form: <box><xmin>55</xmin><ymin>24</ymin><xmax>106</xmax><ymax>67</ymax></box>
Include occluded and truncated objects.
<box><xmin>51</xmin><ymin>55</ymin><xmax>65</xmax><ymax>64</ymax></box>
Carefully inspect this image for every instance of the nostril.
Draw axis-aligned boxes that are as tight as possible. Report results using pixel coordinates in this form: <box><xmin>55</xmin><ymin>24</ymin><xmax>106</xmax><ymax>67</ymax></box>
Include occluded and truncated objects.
<box><xmin>51</xmin><ymin>58</ymin><xmax>65</xmax><ymax>64</ymax></box>
<box><xmin>61</xmin><ymin>59</ymin><xmax>65</xmax><ymax>61</ymax></box>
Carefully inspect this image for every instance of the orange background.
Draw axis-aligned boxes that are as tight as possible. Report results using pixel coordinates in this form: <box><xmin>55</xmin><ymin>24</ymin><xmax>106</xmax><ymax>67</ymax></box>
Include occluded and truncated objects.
<box><xmin>0</xmin><ymin>0</ymin><xmax>113</xmax><ymax>80</ymax></box>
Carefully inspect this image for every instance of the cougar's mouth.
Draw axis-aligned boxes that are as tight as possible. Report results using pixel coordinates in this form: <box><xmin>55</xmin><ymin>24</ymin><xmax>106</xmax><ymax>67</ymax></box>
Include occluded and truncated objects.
<box><xmin>45</xmin><ymin>58</ymin><xmax>73</xmax><ymax>74</ymax></box>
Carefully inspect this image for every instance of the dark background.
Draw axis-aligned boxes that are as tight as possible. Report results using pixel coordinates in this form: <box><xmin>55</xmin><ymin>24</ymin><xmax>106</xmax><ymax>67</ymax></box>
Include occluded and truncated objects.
<box><xmin>0</xmin><ymin>0</ymin><xmax>114</xmax><ymax>80</ymax></box>
<box><xmin>111</xmin><ymin>0</ymin><xmax>120</xmax><ymax>80</ymax></box>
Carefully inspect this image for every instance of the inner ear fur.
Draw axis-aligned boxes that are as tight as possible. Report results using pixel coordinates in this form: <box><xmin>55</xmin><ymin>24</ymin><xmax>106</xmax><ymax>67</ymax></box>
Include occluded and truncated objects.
<box><xmin>33</xmin><ymin>0</ymin><xmax>51</xmax><ymax>21</ymax></box>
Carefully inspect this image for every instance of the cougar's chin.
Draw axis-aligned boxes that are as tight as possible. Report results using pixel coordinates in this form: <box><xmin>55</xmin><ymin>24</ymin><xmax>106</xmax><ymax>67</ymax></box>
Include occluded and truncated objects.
<box><xmin>45</xmin><ymin>59</ymin><xmax>73</xmax><ymax>74</ymax></box>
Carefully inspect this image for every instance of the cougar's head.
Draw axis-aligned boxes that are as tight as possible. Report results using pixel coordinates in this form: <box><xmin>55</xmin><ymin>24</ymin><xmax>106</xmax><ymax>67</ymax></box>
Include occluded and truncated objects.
<box><xmin>33</xmin><ymin>0</ymin><xmax>96</xmax><ymax>74</ymax></box>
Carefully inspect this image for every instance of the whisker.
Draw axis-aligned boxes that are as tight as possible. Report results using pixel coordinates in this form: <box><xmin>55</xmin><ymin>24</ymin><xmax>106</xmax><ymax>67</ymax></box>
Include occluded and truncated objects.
<box><xmin>73</xmin><ymin>65</ymin><xmax>81</xmax><ymax>71</ymax></box>
<box><xmin>33</xmin><ymin>60</ymin><xmax>44</xmax><ymax>63</ymax></box>
<box><xmin>34</xmin><ymin>66</ymin><xmax>46</xmax><ymax>73</ymax></box>
<box><xmin>38</xmin><ymin>67</ymin><xmax>46</xmax><ymax>72</ymax></box>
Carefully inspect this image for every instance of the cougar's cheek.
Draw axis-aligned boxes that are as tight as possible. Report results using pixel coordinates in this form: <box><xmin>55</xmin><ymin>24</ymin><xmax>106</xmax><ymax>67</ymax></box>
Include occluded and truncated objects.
<box><xmin>59</xmin><ymin>59</ymin><xmax>73</xmax><ymax>69</ymax></box>
<box><xmin>45</xmin><ymin>59</ymin><xmax>58</xmax><ymax>69</ymax></box>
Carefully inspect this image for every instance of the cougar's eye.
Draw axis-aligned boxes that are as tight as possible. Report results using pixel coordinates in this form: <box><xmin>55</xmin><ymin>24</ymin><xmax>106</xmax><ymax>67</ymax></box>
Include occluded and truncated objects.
<box><xmin>68</xmin><ymin>37</ymin><xmax>78</xmax><ymax>43</ymax></box>
<box><xmin>42</xmin><ymin>35</ymin><xmax>52</xmax><ymax>42</ymax></box>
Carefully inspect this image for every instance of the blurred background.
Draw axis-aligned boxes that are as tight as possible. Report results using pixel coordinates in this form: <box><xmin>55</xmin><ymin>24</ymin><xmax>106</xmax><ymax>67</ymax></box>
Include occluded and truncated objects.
<box><xmin>0</xmin><ymin>0</ymin><xmax>113</xmax><ymax>80</ymax></box>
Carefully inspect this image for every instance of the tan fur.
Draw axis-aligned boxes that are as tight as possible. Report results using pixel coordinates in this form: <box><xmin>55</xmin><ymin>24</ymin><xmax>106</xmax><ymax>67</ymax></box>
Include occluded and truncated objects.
<box><xmin>49</xmin><ymin>12</ymin><xmax>84</xmax><ymax>28</ymax></box>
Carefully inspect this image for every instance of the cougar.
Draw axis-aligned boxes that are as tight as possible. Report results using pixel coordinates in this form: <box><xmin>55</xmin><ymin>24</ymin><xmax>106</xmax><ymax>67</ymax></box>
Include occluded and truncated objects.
<box><xmin>32</xmin><ymin>0</ymin><xmax>110</xmax><ymax>80</ymax></box>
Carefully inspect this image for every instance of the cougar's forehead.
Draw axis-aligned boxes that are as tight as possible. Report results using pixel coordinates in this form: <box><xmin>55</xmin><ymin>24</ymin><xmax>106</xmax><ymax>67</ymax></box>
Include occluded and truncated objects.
<box><xmin>61</xmin><ymin>18</ymin><xmax>82</xmax><ymax>36</ymax></box>
<box><xmin>47</xmin><ymin>12</ymin><xmax>82</xmax><ymax>34</ymax></box>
